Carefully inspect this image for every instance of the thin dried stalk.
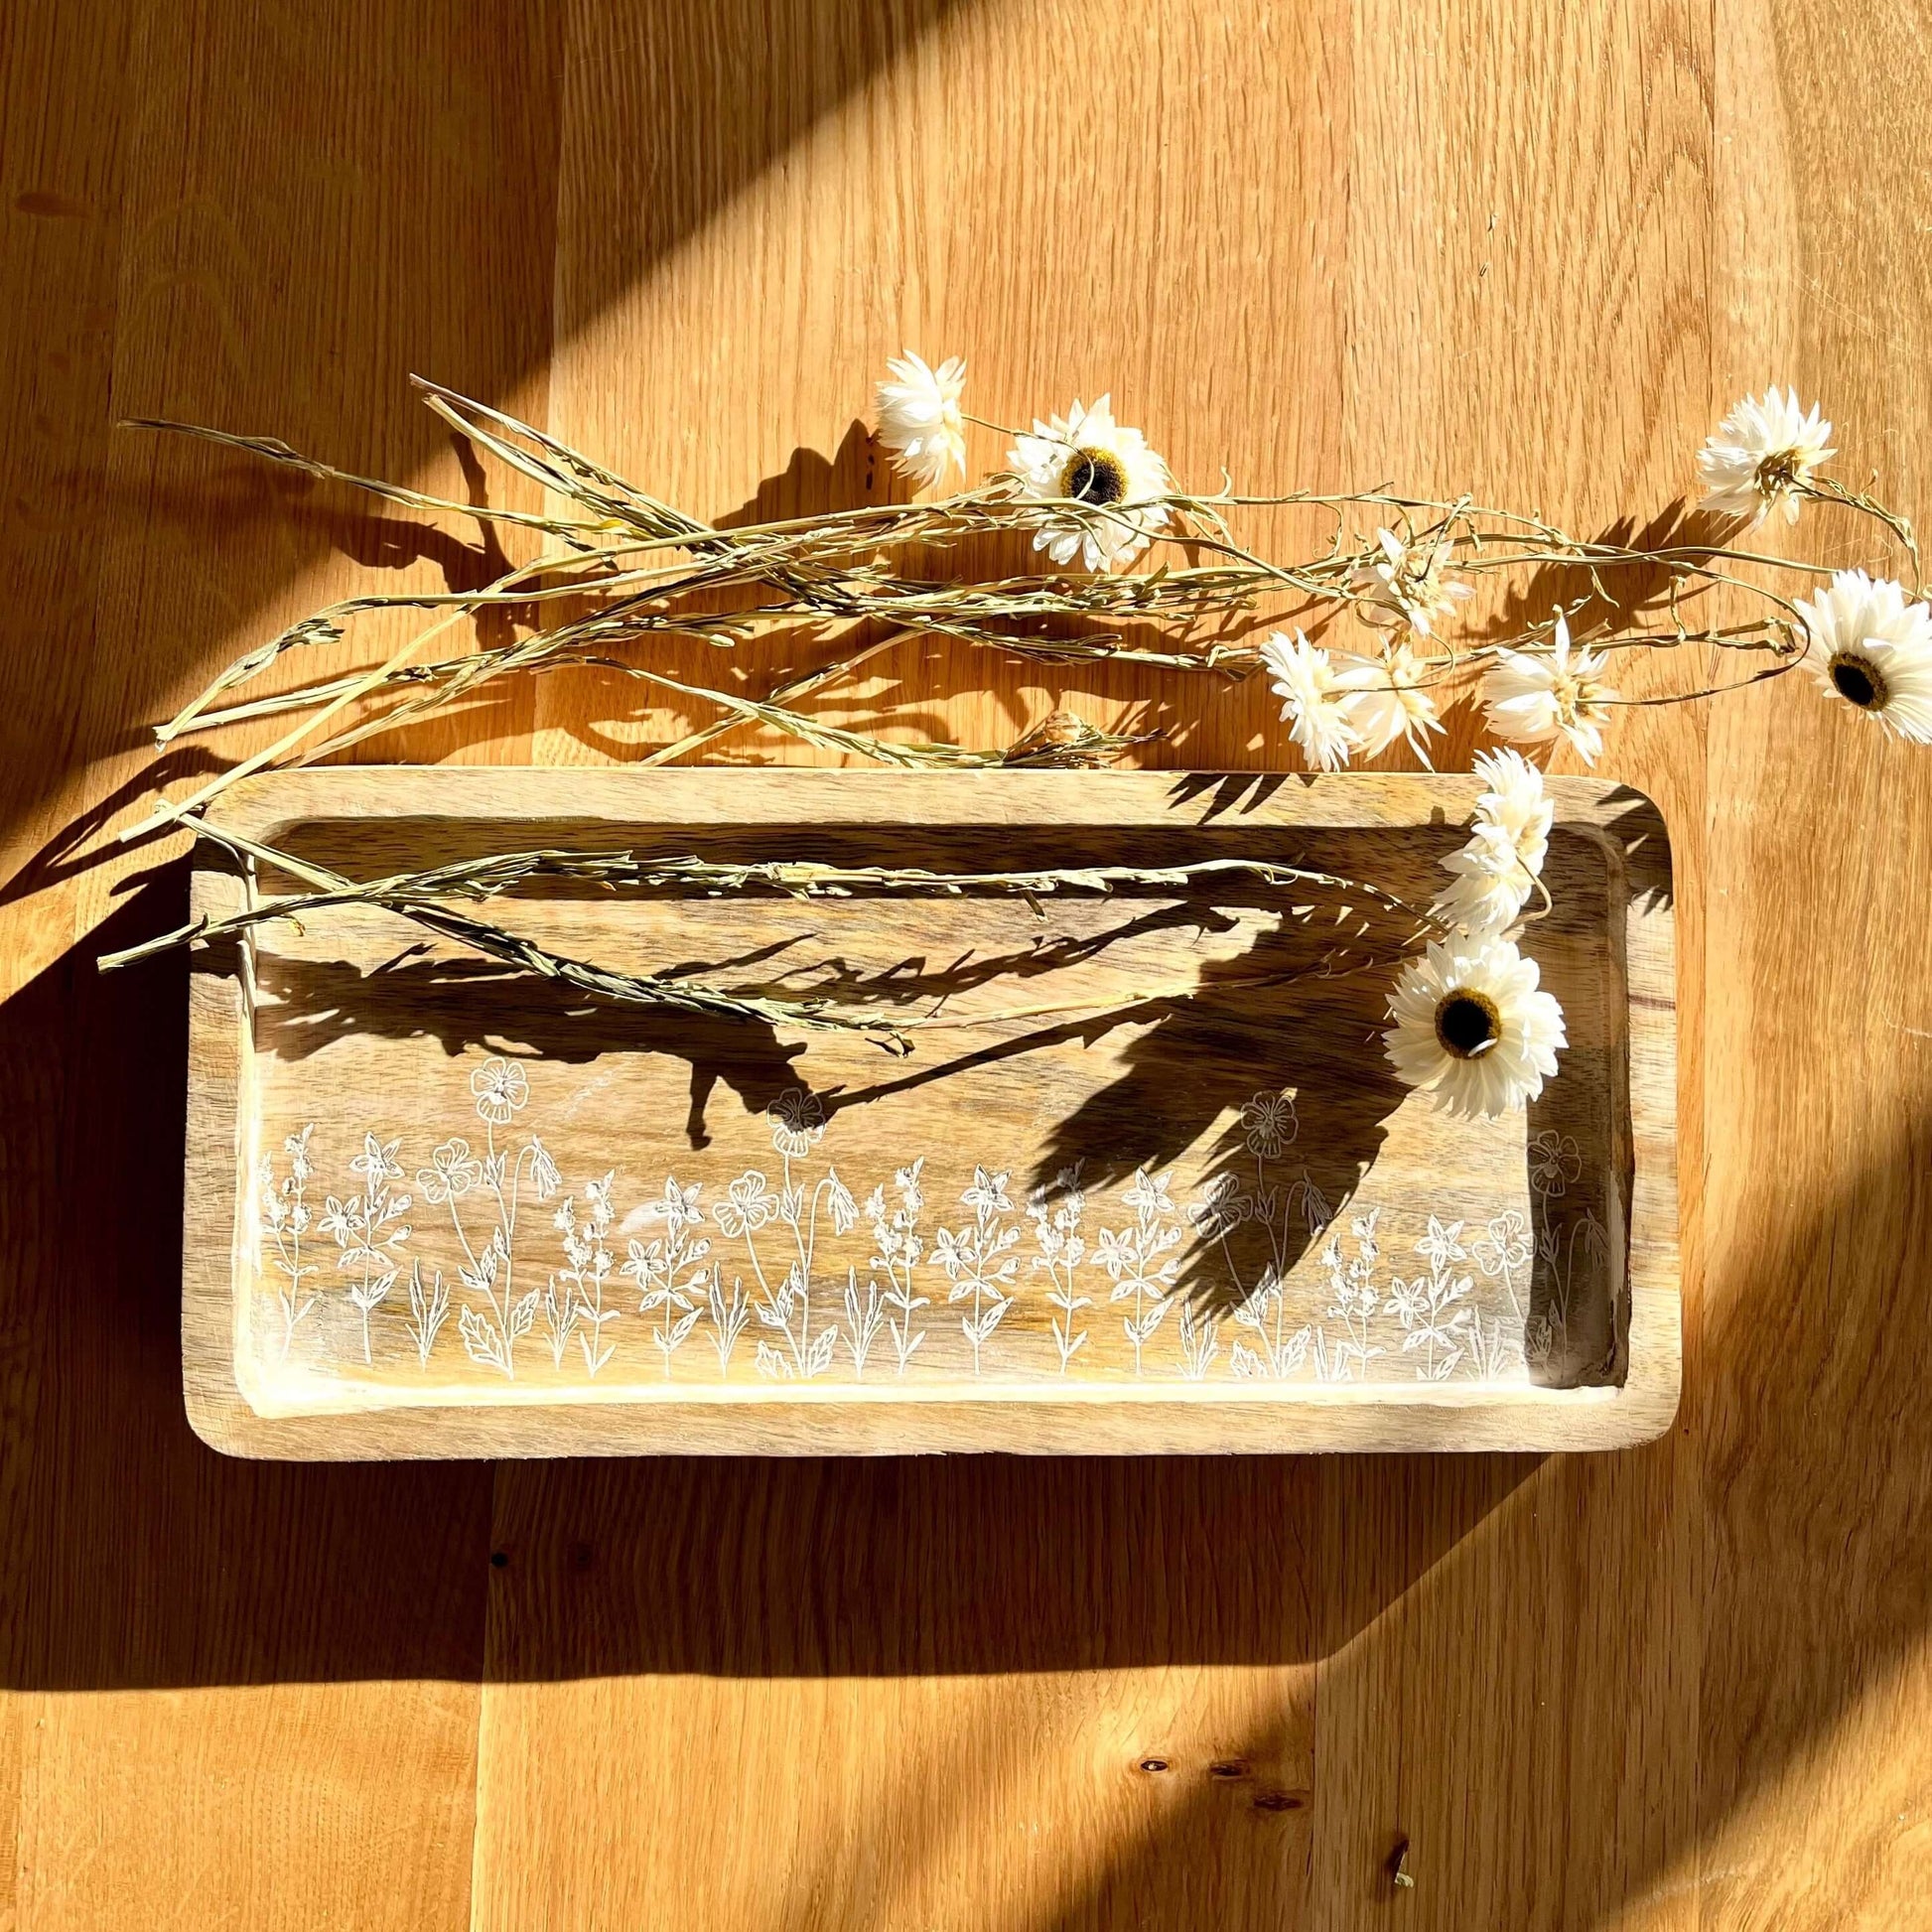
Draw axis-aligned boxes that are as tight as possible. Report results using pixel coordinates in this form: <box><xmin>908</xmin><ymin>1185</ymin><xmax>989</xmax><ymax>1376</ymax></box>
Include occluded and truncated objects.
<box><xmin>101</xmin><ymin>818</ymin><xmax>915</xmax><ymax>1051</ymax></box>
<box><xmin>122</xmin><ymin>378</ymin><xmax>1924</xmax><ymax>822</ymax></box>
<box><xmin>106</xmin><ymin>841</ymin><xmax>1445</xmax><ymax>932</ymax></box>
<box><xmin>98</xmin><ymin>830</ymin><xmax>1444</xmax><ymax>1047</ymax></box>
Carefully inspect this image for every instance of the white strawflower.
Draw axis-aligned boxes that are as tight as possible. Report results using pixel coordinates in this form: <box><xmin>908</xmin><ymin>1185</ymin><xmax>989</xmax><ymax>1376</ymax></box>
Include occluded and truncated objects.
<box><xmin>1470</xmin><ymin>748</ymin><xmax>1553</xmax><ymax>867</ymax></box>
<box><xmin>1329</xmin><ymin>641</ymin><xmax>1443</xmax><ymax>762</ymax></box>
<box><xmin>874</xmin><ymin>351</ymin><xmax>967</xmax><ymax>491</ymax></box>
<box><xmin>1384</xmin><ymin>933</ymin><xmax>1567</xmax><ymax>1119</ymax></box>
<box><xmin>1697</xmin><ymin>387</ymin><xmax>1834</xmax><ymax>526</ymax></box>
<box><xmin>1007</xmin><ymin>395</ymin><xmax>1173</xmax><ymax>572</ymax></box>
<box><xmin>1795</xmin><ymin>568</ymin><xmax>1932</xmax><ymax>743</ymax></box>
<box><xmin>1431</xmin><ymin>751</ymin><xmax>1553</xmax><ymax>936</ymax></box>
<box><xmin>1261</xmin><ymin>630</ymin><xmax>1361</xmax><ymax>771</ymax></box>
<box><xmin>1481</xmin><ymin>614</ymin><xmax>1617</xmax><ymax>764</ymax></box>
<box><xmin>1434</xmin><ymin>824</ymin><xmax>1535</xmax><ymax>936</ymax></box>
<box><xmin>1349</xmin><ymin>528</ymin><xmax>1473</xmax><ymax>637</ymax></box>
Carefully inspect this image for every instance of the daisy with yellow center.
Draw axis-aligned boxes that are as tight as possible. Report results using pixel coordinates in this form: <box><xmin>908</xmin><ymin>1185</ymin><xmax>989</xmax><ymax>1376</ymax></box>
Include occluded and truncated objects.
<box><xmin>1697</xmin><ymin>387</ymin><xmax>1835</xmax><ymax>527</ymax></box>
<box><xmin>874</xmin><ymin>350</ymin><xmax>968</xmax><ymax>492</ymax></box>
<box><xmin>1384</xmin><ymin>933</ymin><xmax>1568</xmax><ymax>1119</ymax></box>
<box><xmin>1796</xmin><ymin>568</ymin><xmax>1932</xmax><ymax>743</ymax></box>
<box><xmin>1480</xmin><ymin>614</ymin><xmax>1617</xmax><ymax>765</ymax></box>
<box><xmin>1008</xmin><ymin>395</ymin><xmax>1173</xmax><ymax>572</ymax></box>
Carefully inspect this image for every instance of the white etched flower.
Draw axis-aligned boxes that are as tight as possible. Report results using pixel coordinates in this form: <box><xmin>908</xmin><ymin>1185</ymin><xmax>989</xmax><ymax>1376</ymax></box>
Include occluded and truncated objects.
<box><xmin>1007</xmin><ymin>395</ymin><xmax>1173</xmax><ymax>572</ymax></box>
<box><xmin>1697</xmin><ymin>387</ymin><xmax>1834</xmax><ymax>526</ymax></box>
<box><xmin>415</xmin><ymin>1137</ymin><xmax>483</xmax><ymax>1205</ymax></box>
<box><xmin>643</xmin><ymin>1176</ymin><xmax>703</xmax><ymax>1237</ymax></box>
<box><xmin>1261</xmin><ymin>630</ymin><xmax>1361</xmax><ymax>771</ymax></box>
<box><xmin>471</xmin><ymin>1057</ymin><xmax>529</xmax><ymax>1125</ymax></box>
<box><xmin>1481</xmin><ymin>614</ymin><xmax>1617</xmax><ymax>764</ymax></box>
<box><xmin>1527</xmin><ymin>1130</ymin><xmax>1582</xmax><ymax>1196</ymax></box>
<box><xmin>1384</xmin><ymin>932</ymin><xmax>1568</xmax><ymax>1119</ymax></box>
<box><xmin>1329</xmin><ymin>641</ymin><xmax>1443</xmax><ymax>763</ymax></box>
<box><xmin>349</xmin><ymin>1133</ymin><xmax>404</xmax><ymax>1187</ymax></box>
<box><xmin>1240</xmin><ymin>1091</ymin><xmax>1297</xmax><ymax>1160</ymax></box>
<box><xmin>767</xmin><ymin>1088</ymin><xmax>826</xmax><ymax>1157</ymax></box>
<box><xmin>874</xmin><ymin>350</ymin><xmax>967</xmax><ymax>491</ymax></box>
<box><xmin>1122</xmin><ymin>1168</ymin><xmax>1175</xmax><ymax>1219</ymax></box>
<box><xmin>961</xmin><ymin>1167</ymin><xmax>1012</xmax><ymax>1216</ymax></box>
<box><xmin>1473</xmin><ymin>1209</ymin><xmax>1532</xmax><ymax>1279</ymax></box>
<box><xmin>713</xmin><ymin>1173</ymin><xmax>777</xmax><ymax>1239</ymax></box>
<box><xmin>1416</xmin><ymin>1215</ymin><xmax>1466</xmax><ymax>1272</ymax></box>
<box><xmin>1795</xmin><ymin>568</ymin><xmax>1932</xmax><ymax>744</ymax></box>
<box><xmin>1349</xmin><ymin>528</ymin><xmax>1473</xmax><ymax>637</ymax></box>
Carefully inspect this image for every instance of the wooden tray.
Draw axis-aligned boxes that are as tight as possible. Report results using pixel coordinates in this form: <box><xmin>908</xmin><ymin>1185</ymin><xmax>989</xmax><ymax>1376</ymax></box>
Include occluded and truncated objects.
<box><xmin>182</xmin><ymin>767</ymin><xmax>1678</xmax><ymax>1457</ymax></box>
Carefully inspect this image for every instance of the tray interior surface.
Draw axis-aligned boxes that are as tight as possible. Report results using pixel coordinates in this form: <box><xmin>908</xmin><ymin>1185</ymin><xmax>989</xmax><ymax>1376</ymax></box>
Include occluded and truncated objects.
<box><xmin>204</xmin><ymin>779</ymin><xmax>1655</xmax><ymax>1436</ymax></box>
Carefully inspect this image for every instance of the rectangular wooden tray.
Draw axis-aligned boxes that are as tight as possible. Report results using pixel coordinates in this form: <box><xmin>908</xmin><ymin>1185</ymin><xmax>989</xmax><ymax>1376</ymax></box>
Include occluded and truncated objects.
<box><xmin>183</xmin><ymin>767</ymin><xmax>1678</xmax><ymax>1457</ymax></box>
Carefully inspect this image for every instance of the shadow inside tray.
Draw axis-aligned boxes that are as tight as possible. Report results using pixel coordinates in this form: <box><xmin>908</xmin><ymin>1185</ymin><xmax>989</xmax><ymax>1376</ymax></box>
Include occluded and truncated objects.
<box><xmin>817</xmin><ymin>907</ymin><xmax>1411</xmax><ymax>1317</ymax></box>
<box><xmin>250</xmin><ymin>948</ymin><xmax>812</xmax><ymax>1151</ymax></box>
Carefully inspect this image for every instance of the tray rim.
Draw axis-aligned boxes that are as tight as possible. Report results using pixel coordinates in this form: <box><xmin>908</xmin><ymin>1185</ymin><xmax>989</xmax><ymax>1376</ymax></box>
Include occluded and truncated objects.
<box><xmin>181</xmin><ymin>765</ymin><xmax>1680</xmax><ymax>1458</ymax></box>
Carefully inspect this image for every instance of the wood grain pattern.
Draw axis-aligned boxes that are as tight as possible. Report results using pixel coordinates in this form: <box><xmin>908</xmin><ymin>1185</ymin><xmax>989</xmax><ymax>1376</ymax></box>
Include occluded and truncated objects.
<box><xmin>1</xmin><ymin>0</ymin><xmax>1927</xmax><ymax>1924</ymax></box>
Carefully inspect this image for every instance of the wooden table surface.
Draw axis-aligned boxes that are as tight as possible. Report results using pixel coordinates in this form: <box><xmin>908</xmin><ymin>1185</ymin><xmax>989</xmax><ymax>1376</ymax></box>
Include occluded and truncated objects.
<box><xmin>3</xmin><ymin>0</ymin><xmax>1929</xmax><ymax>1924</ymax></box>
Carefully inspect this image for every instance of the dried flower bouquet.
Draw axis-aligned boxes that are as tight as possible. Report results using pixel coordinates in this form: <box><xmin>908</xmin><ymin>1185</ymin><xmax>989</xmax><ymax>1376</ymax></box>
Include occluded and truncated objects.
<box><xmin>109</xmin><ymin>360</ymin><xmax>1927</xmax><ymax>1118</ymax></box>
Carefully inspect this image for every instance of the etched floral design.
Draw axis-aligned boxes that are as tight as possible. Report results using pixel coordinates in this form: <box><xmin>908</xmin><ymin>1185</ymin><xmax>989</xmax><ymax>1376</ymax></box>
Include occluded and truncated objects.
<box><xmin>1092</xmin><ymin>1168</ymin><xmax>1184</xmax><ymax>1376</ymax></box>
<box><xmin>1030</xmin><ymin>1165</ymin><xmax>1090</xmax><ymax>1373</ymax></box>
<box><xmin>738</xmin><ymin>1090</ymin><xmax>855</xmax><ymax>1381</ymax></box>
<box><xmin>843</xmin><ymin>1270</ymin><xmax>886</xmax><ymax>1378</ymax></box>
<box><xmin>1315</xmin><ymin>1212</ymin><xmax>1385</xmax><ymax>1382</ymax></box>
<box><xmin>437</xmin><ymin>1055</ymin><xmax>558</xmax><ymax>1378</ymax></box>
<box><xmin>321</xmin><ymin>1134</ymin><xmax>412</xmax><ymax>1363</ymax></box>
<box><xmin>867</xmin><ymin>1159</ymin><xmax>928</xmax><ymax>1375</ymax></box>
<box><xmin>258</xmin><ymin>1125</ymin><xmax>320</xmax><ymax>1362</ymax></box>
<box><xmin>934</xmin><ymin>1167</ymin><xmax>1022</xmax><ymax>1375</ymax></box>
<box><xmin>405</xmin><ymin>1259</ymin><xmax>450</xmax><ymax>1368</ymax></box>
<box><xmin>1177</xmin><ymin>1302</ymin><xmax>1220</xmax><ymax>1380</ymax></box>
<box><xmin>1212</xmin><ymin>1091</ymin><xmax>1331</xmax><ymax>1379</ymax></box>
<box><xmin>546</xmin><ymin>1174</ymin><xmax>621</xmax><ymax>1375</ymax></box>
<box><xmin>471</xmin><ymin>1058</ymin><xmax>529</xmax><ymax>1126</ymax></box>
<box><xmin>256</xmin><ymin>1068</ymin><xmax>1583</xmax><ymax>1390</ymax></box>
<box><xmin>1472</xmin><ymin>1209</ymin><xmax>1532</xmax><ymax>1325</ymax></box>
<box><xmin>1389</xmin><ymin>1217</ymin><xmax>1474</xmax><ymax>1380</ymax></box>
<box><xmin>1241</xmin><ymin>1091</ymin><xmax>1298</xmax><ymax>1160</ymax></box>
<box><xmin>767</xmin><ymin>1088</ymin><xmax>827</xmax><ymax>1158</ymax></box>
<box><xmin>1527</xmin><ymin>1130</ymin><xmax>1583</xmax><ymax>1197</ymax></box>
<box><xmin>622</xmin><ymin>1176</ymin><xmax>711</xmax><ymax>1378</ymax></box>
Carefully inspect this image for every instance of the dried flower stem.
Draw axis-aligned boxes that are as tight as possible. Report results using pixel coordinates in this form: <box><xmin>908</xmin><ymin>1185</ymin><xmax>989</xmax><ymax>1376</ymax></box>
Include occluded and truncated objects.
<box><xmin>101</xmin><ymin>818</ymin><xmax>915</xmax><ymax>1050</ymax></box>
<box><xmin>98</xmin><ymin>831</ymin><xmax>1444</xmax><ymax>1047</ymax></box>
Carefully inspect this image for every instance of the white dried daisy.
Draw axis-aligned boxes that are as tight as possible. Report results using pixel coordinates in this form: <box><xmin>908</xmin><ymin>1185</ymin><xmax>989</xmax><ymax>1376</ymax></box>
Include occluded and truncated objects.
<box><xmin>1329</xmin><ymin>641</ymin><xmax>1444</xmax><ymax>763</ymax></box>
<box><xmin>1260</xmin><ymin>630</ymin><xmax>1361</xmax><ymax>771</ymax></box>
<box><xmin>1434</xmin><ymin>747</ymin><xmax>1556</xmax><ymax>933</ymax></box>
<box><xmin>1433</xmin><ymin>822</ymin><xmax>1536</xmax><ymax>937</ymax></box>
<box><xmin>1481</xmin><ymin>614</ymin><xmax>1618</xmax><ymax>764</ymax></box>
<box><xmin>1795</xmin><ymin>568</ymin><xmax>1932</xmax><ymax>743</ymax></box>
<box><xmin>1697</xmin><ymin>386</ymin><xmax>1835</xmax><ymax>526</ymax></box>
<box><xmin>1007</xmin><ymin>395</ymin><xmax>1173</xmax><ymax>572</ymax></box>
<box><xmin>874</xmin><ymin>351</ymin><xmax>967</xmax><ymax>491</ymax></box>
<box><xmin>1470</xmin><ymin>747</ymin><xmax>1553</xmax><ymax>867</ymax></box>
<box><xmin>1384</xmin><ymin>933</ymin><xmax>1567</xmax><ymax>1119</ymax></box>
<box><xmin>1349</xmin><ymin>528</ymin><xmax>1473</xmax><ymax>637</ymax></box>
